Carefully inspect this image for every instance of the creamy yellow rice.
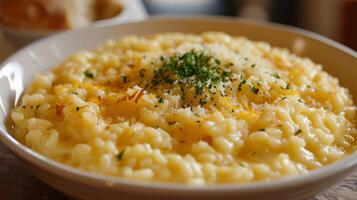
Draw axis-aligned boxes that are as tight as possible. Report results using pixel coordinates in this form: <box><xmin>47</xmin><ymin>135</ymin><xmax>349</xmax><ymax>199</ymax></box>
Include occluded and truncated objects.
<box><xmin>11</xmin><ymin>32</ymin><xmax>357</xmax><ymax>184</ymax></box>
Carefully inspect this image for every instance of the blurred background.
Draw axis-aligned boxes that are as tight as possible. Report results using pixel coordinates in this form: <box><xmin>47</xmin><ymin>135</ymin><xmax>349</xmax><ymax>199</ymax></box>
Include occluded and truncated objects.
<box><xmin>0</xmin><ymin>0</ymin><xmax>356</xmax><ymax>57</ymax></box>
<box><xmin>143</xmin><ymin>0</ymin><xmax>357</xmax><ymax>51</ymax></box>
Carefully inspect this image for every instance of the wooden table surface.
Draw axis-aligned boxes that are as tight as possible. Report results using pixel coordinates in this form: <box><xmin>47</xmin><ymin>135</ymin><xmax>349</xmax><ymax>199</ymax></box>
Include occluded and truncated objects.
<box><xmin>0</xmin><ymin>141</ymin><xmax>356</xmax><ymax>200</ymax></box>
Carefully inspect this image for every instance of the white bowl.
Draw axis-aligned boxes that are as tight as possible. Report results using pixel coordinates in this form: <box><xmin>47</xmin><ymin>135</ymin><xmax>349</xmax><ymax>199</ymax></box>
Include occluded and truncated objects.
<box><xmin>0</xmin><ymin>17</ymin><xmax>356</xmax><ymax>200</ymax></box>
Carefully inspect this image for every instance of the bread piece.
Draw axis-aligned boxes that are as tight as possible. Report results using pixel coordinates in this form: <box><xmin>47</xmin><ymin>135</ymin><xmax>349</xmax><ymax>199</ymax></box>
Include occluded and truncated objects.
<box><xmin>95</xmin><ymin>0</ymin><xmax>123</xmax><ymax>20</ymax></box>
<box><xmin>0</xmin><ymin>0</ymin><xmax>101</xmax><ymax>30</ymax></box>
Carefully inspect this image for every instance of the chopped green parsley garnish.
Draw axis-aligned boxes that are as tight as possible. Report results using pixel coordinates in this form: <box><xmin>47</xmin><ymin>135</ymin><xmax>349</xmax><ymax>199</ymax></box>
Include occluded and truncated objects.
<box><xmin>250</xmin><ymin>85</ymin><xmax>260</xmax><ymax>94</ymax></box>
<box><xmin>84</xmin><ymin>70</ymin><xmax>94</xmax><ymax>79</ymax></box>
<box><xmin>116</xmin><ymin>148</ymin><xmax>126</xmax><ymax>160</ymax></box>
<box><xmin>150</xmin><ymin>50</ymin><xmax>232</xmax><ymax>106</ymax></box>
<box><xmin>239</xmin><ymin>162</ymin><xmax>246</xmax><ymax>167</ymax></box>
<box><xmin>139</xmin><ymin>69</ymin><xmax>146</xmax><ymax>78</ymax></box>
<box><xmin>168</xmin><ymin>121</ymin><xmax>176</xmax><ymax>126</ymax></box>
<box><xmin>238</xmin><ymin>79</ymin><xmax>246</xmax><ymax>91</ymax></box>
<box><xmin>272</xmin><ymin>73</ymin><xmax>281</xmax><ymax>79</ymax></box>
<box><xmin>226</xmin><ymin>62</ymin><xmax>234</xmax><ymax>67</ymax></box>
<box><xmin>295</xmin><ymin>129</ymin><xmax>302</xmax><ymax>135</ymax></box>
<box><xmin>199</xmin><ymin>98</ymin><xmax>207</xmax><ymax>106</ymax></box>
<box><xmin>157</xmin><ymin>96</ymin><xmax>164</xmax><ymax>104</ymax></box>
<box><xmin>285</xmin><ymin>84</ymin><xmax>290</xmax><ymax>90</ymax></box>
<box><xmin>121</xmin><ymin>76</ymin><xmax>128</xmax><ymax>83</ymax></box>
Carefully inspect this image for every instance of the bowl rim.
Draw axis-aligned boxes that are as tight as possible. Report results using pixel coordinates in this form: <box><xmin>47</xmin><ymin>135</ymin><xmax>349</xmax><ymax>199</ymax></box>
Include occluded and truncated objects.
<box><xmin>0</xmin><ymin>16</ymin><xmax>357</xmax><ymax>194</ymax></box>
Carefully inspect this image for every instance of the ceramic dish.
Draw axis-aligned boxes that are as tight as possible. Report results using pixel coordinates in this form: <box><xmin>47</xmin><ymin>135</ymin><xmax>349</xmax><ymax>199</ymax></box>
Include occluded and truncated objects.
<box><xmin>0</xmin><ymin>17</ymin><xmax>356</xmax><ymax>200</ymax></box>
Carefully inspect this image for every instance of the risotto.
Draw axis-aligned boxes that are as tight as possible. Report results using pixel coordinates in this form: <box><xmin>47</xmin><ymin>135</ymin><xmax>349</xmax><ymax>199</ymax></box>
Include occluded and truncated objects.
<box><xmin>11</xmin><ymin>32</ymin><xmax>357</xmax><ymax>184</ymax></box>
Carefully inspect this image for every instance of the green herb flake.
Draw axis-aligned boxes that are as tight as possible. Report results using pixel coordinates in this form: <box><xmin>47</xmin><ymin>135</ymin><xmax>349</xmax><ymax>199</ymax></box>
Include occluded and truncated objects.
<box><xmin>272</xmin><ymin>73</ymin><xmax>281</xmax><ymax>79</ymax></box>
<box><xmin>139</xmin><ymin>69</ymin><xmax>146</xmax><ymax>78</ymax></box>
<box><xmin>226</xmin><ymin>62</ymin><xmax>234</xmax><ymax>67</ymax></box>
<box><xmin>251</xmin><ymin>64</ymin><xmax>256</xmax><ymax>68</ymax></box>
<box><xmin>84</xmin><ymin>70</ymin><xmax>94</xmax><ymax>79</ymax></box>
<box><xmin>239</xmin><ymin>162</ymin><xmax>246</xmax><ymax>167</ymax></box>
<box><xmin>285</xmin><ymin>84</ymin><xmax>290</xmax><ymax>90</ymax></box>
<box><xmin>295</xmin><ymin>129</ymin><xmax>302</xmax><ymax>136</ymax></box>
<box><xmin>150</xmin><ymin>50</ymin><xmax>232</xmax><ymax>106</ymax></box>
<box><xmin>121</xmin><ymin>76</ymin><xmax>128</xmax><ymax>83</ymax></box>
<box><xmin>199</xmin><ymin>98</ymin><xmax>207</xmax><ymax>106</ymax></box>
<box><xmin>238</xmin><ymin>79</ymin><xmax>246</xmax><ymax>91</ymax></box>
<box><xmin>168</xmin><ymin>121</ymin><xmax>176</xmax><ymax>126</ymax></box>
<box><xmin>116</xmin><ymin>148</ymin><xmax>126</xmax><ymax>160</ymax></box>
<box><xmin>250</xmin><ymin>85</ymin><xmax>259</xmax><ymax>94</ymax></box>
<box><xmin>157</xmin><ymin>96</ymin><xmax>164</xmax><ymax>104</ymax></box>
<box><xmin>259</xmin><ymin>128</ymin><xmax>265</xmax><ymax>131</ymax></box>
